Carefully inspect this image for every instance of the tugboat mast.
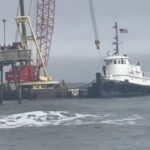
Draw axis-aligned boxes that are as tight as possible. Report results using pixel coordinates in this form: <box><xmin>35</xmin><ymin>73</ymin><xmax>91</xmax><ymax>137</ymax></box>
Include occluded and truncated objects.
<box><xmin>113</xmin><ymin>22</ymin><xmax>119</xmax><ymax>55</ymax></box>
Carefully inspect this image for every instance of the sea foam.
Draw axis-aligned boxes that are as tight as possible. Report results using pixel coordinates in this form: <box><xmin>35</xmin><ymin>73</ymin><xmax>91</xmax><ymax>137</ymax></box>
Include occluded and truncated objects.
<box><xmin>0</xmin><ymin>111</ymin><xmax>144</xmax><ymax>129</ymax></box>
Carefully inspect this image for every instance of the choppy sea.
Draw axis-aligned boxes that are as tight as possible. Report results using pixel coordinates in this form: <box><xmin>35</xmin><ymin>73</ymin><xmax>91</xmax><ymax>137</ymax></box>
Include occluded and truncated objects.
<box><xmin>0</xmin><ymin>97</ymin><xmax>150</xmax><ymax>150</ymax></box>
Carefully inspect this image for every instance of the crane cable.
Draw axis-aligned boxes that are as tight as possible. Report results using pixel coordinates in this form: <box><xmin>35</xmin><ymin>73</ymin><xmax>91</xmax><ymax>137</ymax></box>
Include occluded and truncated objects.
<box><xmin>15</xmin><ymin>2</ymin><xmax>20</xmax><ymax>42</ymax></box>
<box><xmin>28</xmin><ymin>0</ymin><xmax>33</xmax><ymax>16</ymax></box>
<box><xmin>88</xmin><ymin>0</ymin><xmax>100</xmax><ymax>49</ymax></box>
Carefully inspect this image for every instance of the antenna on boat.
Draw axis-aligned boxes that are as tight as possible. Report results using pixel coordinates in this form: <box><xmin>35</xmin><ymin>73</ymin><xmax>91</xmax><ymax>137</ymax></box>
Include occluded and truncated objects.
<box><xmin>113</xmin><ymin>22</ymin><xmax>119</xmax><ymax>55</ymax></box>
<box><xmin>113</xmin><ymin>22</ymin><xmax>128</xmax><ymax>55</ymax></box>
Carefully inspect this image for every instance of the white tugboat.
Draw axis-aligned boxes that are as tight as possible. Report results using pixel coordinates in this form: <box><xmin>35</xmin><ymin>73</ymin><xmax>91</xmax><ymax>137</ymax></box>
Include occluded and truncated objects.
<box><xmin>104</xmin><ymin>22</ymin><xmax>150</xmax><ymax>86</ymax></box>
<box><xmin>88</xmin><ymin>22</ymin><xmax>150</xmax><ymax>98</ymax></box>
<box><xmin>103</xmin><ymin>53</ymin><xmax>150</xmax><ymax>86</ymax></box>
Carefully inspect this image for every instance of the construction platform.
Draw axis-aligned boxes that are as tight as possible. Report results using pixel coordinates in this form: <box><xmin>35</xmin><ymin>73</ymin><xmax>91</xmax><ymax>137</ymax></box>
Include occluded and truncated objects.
<box><xmin>0</xmin><ymin>49</ymin><xmax>31</xmax><ymax>63</ymax></box>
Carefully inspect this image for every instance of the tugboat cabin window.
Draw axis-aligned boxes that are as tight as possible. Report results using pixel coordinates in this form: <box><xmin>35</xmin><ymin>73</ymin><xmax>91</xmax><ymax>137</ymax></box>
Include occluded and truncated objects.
<box><xmin>106</xmin><ymin>60</ymin><xmax>113</xmax><ymax>65</ymax></box>
<box><xmin>105</xmin><ymin>59</ymin><xmax>128</xmax><ymax>65</ymax></box>
<box><xmin>121</xmin><ymin>59</ymin><xmax>126</xmax><ymax>64</ymax></box>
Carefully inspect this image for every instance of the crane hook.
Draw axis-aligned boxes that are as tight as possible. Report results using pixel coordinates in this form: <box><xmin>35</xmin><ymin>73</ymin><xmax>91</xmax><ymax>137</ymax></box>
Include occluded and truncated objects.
<box><xmin>95</xmin><ymin>40</ymin><xmax>100</xmax><ymax>49</ymax></box>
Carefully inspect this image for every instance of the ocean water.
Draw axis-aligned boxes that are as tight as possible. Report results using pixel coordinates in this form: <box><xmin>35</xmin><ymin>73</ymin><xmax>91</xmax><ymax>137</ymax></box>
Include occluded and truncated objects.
<box><xmin>0</xmin><ymin>97</ymin><xmax>150</xmax><ymax>150</ymax></box>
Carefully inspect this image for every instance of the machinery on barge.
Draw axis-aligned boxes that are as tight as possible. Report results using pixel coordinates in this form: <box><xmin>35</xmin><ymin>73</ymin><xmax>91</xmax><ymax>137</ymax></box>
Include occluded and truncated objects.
<box><xmin>0</xmin><ymin>0</ymin><xmax>67</xmax><ymax>102</ymax></box>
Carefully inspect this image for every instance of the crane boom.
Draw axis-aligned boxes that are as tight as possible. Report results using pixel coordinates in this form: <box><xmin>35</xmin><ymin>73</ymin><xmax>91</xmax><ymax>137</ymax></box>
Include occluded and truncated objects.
<box><xmin>6</xmin><ymin>0</ymin><xmax>56</xmax><ymax>83</ymax></box>
<box><xmin>19</xmin><ymin>0</ymin><xmax>26</xmax><ymax>39</ymax></box>
<box><xmin>36</xmin><ymin>0</ymin><xmax>55</xmax><ymax>73</ymax></box>
<box><xmin>88</xmin><ymin>0</ymin><xmax>100</xmax><ymax>49</ymax></box>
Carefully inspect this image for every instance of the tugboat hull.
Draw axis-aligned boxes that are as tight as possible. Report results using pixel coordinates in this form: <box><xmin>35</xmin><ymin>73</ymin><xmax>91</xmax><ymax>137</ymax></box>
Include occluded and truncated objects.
<box><xmin>88</xmin><ymin>73</ymin><xmax>150</xmax><ymax>98</ymax></box>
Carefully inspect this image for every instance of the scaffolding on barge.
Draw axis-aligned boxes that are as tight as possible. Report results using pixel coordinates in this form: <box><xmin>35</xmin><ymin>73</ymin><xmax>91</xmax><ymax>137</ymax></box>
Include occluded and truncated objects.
<box><xmin>0</xmin><ymin>47</ymin><xmax>31</xmax><ymax>104</ymax></box>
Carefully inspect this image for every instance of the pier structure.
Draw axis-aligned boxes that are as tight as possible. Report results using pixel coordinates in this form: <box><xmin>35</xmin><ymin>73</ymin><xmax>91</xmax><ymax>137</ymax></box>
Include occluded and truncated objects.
<box><xmin>0</xmin><ymin>47</ymin><xmax>31</xmax><ymax>104</ymax></box>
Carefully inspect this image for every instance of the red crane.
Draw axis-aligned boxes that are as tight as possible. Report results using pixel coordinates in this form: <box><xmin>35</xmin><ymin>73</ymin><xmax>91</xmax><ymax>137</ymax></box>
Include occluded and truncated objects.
<box><xmin>36</xmin><ymin>0</ymin><xmax>55</xmax><ymax>71</ymax></box>
<box><xmin>6</xmin><ymin>0</ymin><xmax>56</xmax><ymax>83</ymax></box>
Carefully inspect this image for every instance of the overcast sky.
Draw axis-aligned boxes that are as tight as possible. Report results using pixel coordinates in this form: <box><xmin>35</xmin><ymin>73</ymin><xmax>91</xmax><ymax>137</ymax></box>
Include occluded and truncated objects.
<box><xmin>0</xmin><ymin>0</ymin><xmax>150</xmax><ymax>82</ymax></box>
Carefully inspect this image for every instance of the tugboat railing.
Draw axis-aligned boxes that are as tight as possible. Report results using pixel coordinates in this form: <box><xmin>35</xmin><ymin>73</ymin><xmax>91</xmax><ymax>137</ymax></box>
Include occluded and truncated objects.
<box><xmin>143</xmin><ymin>72</ymin><xmax>150</xmax><ymax>78</ymax></box>
<box><xmin>105</xmin><ymin>73</ymin><xmax>150</xmax><ymax>80</ymax></box>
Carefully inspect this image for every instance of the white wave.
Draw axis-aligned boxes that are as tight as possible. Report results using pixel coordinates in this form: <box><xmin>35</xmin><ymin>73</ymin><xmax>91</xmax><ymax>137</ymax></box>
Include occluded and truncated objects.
<box><xmin>101</xmin><ymin>114</ymin><xmax>144</xmax><ymax>125</ymax></box>
<box><xmin>0</xmin><ymin>111</ymin><xmax>100</xmax><ymax>129</ymax></box>
<box><xmin>0</xmin><ymin>111</ymin><xmax>144</xmax><ymax>129</ymax></box>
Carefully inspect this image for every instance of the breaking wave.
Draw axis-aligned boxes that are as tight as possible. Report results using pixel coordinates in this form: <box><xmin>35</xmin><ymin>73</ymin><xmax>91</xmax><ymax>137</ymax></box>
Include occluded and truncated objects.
<box><xmin>0</xmin><ymin>111</ymin><xmax>144</xmax><ymax>129</ymax></box>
